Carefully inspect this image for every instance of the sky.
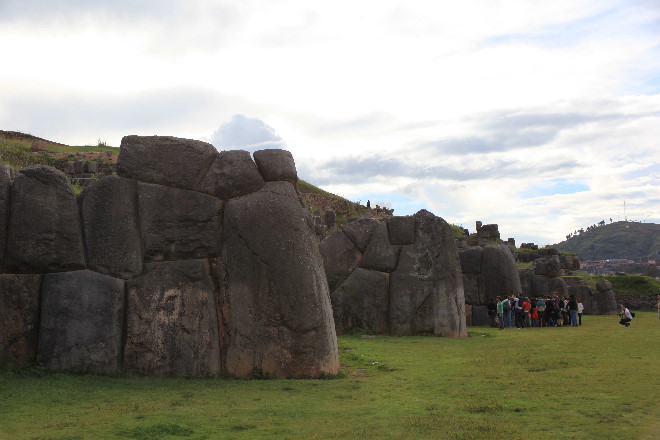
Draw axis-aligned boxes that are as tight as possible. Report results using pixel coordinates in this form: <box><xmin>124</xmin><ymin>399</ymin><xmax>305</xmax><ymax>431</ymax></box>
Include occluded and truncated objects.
<box><xmin>1</xmin><ymin>0</ymin><xmax>659</xmax><ymax>246</ymax></box>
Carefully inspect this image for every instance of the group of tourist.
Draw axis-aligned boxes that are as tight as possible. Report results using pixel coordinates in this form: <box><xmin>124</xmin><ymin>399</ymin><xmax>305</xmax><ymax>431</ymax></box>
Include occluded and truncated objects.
<box><xmin>488</xmin><ymin>293</ymin><xmax>583</xmax><ymax>329</ymax></box>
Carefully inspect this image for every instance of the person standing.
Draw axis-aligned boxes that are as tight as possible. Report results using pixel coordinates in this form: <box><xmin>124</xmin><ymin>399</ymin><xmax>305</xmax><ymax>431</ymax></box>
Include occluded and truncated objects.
<box><xmin>577</xmin><ymin>298</ymin><xmax>584</xmax><ymax>325</ymax></box>
<box><xmin>537</xmin><ymin>297</ymin><xmax>546</xmax><ymax>327</ymax></box>
<box><xmin>619</xmin><ymin>304</ymin><xmax>633</xmax><ymax>327</ymax></box>
<box><xmin>656</xmin><ymin>295</ymin><xmax>660</xmax><ymax>321</ymax></box>
<box><xmin>568</xmin><ymin>295</ymin><xmax>578</xmax><ymax>327</ymax></box>
<box><xmin>501</xmin><ymin>296</ymin><xmax>511</xmax><ymax>328</ymax></box>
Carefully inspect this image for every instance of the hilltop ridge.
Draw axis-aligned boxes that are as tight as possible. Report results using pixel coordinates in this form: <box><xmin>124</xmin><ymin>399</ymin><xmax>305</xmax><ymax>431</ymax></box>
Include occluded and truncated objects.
<box><xmin>555</xmin><ymin>221</ymin><xmax>660</xmax><ymax>261</ymax></box>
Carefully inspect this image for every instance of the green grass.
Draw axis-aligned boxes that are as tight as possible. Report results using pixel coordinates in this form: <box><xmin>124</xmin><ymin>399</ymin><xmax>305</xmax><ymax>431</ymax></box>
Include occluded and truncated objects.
<box><xmin>602</xmin><ymin>275</ymin><xmax>660</xmax><ymax>297</ymax></box>
<box><xmin>297</xmin><ymin>179</ymin><xmax>340</xmax><ymax>198</ymax></box>
<box><xmin>1</xmin><ymin>313</ymin><xmax>659</xmax><ymax>439</ymax></box>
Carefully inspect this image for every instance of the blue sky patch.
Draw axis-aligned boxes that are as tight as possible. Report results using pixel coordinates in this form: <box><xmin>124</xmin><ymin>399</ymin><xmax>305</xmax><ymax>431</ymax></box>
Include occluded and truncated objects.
<box><xmin>520</xmin><ymin>178</ymin><xmax>590</xmax><ymax>199</ymax></box>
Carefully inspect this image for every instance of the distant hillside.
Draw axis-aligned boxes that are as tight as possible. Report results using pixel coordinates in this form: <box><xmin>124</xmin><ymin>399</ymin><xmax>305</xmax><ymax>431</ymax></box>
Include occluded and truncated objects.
<box><xmin>555</xmin><ymin>221</ymin><xmax>660</xmax><ymax>261</ymax></box>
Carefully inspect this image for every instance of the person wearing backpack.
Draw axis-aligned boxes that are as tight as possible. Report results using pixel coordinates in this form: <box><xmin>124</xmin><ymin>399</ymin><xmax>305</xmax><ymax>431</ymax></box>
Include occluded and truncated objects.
<box><xmin>500</xmin><ymin>296</ymin><xmax>511</xmax><ymax>329</ymax></box>
<box><xmin>619</xmin><ymin>304</ymin><xmax>633</xmax><ymax>327</ymax></box>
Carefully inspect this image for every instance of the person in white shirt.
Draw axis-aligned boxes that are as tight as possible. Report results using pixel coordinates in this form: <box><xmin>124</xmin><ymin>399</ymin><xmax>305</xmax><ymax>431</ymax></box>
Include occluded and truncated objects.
<box><xmin>577</xmin><ymin>298</ymin><xmax>584</xmax><ymax>325</ymax></box>
<box><xmin>619</xmin><ymin>304</ymin><xmax>633</xmax><ymax>327</ymax></box>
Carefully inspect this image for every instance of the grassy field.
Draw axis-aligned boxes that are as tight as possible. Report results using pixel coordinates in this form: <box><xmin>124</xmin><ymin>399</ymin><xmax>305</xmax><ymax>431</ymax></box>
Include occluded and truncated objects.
<box><xmin>2</xmin><ymin>313</ymin><xmax>658</xmax><ymax>440</ymax></box>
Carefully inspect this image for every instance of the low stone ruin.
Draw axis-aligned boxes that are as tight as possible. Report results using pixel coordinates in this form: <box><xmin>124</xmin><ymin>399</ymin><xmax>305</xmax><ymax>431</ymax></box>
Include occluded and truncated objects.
<box><xmin>319</xmin><ymin>211</ymin><xmax>467</xmax><ymax>337</ymax></box>
<box><xmin>0</xmin><ymin>136</ymin><xmax>339</xmax><ymax>378</ymax></box>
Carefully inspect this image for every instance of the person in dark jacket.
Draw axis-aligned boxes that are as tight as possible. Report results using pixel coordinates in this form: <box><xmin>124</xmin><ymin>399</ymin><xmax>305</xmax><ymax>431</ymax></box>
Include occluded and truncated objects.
<box><xmin>568</xmin><ymin>295</ymin><xmax>579</xmax><ymax>326</ymax></box>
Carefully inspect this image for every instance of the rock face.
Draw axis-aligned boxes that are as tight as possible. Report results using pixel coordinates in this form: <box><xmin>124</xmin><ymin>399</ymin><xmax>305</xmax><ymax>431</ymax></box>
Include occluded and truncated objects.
<box><xmin>38</xmin><ymin>270</ymin><xmax>124</xmax><ymax>372</ymax></box>
<box><xmin>4</xmin><ymin>166</ymin><xmax>86</xmax><ymax>273</ymax></box>
<box><xmin>0</xmin><ymin>165</ymin><xmax>11</xmax><ymax>269</ymax></box>
<box><xmin>0</xmin><ymin>136</ymin><xmax>338</xmax><ymax>378</ymax></box>
<box><xmin>459</xmin><ymin>244</ymin><xmax>522</xmax><ymax>325</ymax></box>
<box><xmin>0</xmin><ymin>274</ymin><xmax>42</xmax><ymax>364</ymax></box>
<box><xmin>221</xmin><ymin>182</ymin><xmax>339</xmax><ymax>377</ymax></box>
<box><xmin>123</xmin><ymin>260</ymin><xmax>220</xmax><ymax>376</ymax></box>
<box><xmin>321</xmin><ymin>210</ymin><xmax>466</xmax><ymax>337</ymax></box>
<box><xmin>80</xmin><ymin>175</ymin><xmax>143</xmax><ymax>279</ymax></box>
<box><xmin>138</xmin><ymin>182</ymin><xmax>222</xmax><ymax>262</ymax></box>
<box><xmin>117</xmin><ymin>135</ymin><xmax>217</xmax><ymax>190</ymax></box>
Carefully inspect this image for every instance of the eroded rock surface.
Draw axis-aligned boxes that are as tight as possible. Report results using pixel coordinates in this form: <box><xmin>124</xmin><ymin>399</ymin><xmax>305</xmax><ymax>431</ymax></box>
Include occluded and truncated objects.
<box><xmin>0</xmin><ymin>274</ymin><xmax>42</xmax><ymax>364</ymax></box>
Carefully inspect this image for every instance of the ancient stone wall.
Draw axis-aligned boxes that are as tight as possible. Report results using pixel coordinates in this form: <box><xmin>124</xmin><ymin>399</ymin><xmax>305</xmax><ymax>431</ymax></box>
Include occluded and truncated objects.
<box><xmin>458</xmin><ymin>244</ymin><xmax>522</xmax><ymax>325</ymax></box>
<box><xmin>0</xmin><ymin>136</ymin><xmax>339</xmax><ymax>378</ymax></box>
<box><xmin>319</xmin><ymin>211</ymin><xmax>467</xmax><ymax>337</ymax></box>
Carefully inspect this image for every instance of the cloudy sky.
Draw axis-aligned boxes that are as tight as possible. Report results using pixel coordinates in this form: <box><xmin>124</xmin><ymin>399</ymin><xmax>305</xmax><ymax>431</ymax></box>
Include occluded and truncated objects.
<box><xmin>1</xmin><ymin>0</ymin><xmax>659</xmax><ymax>245</ymax></box>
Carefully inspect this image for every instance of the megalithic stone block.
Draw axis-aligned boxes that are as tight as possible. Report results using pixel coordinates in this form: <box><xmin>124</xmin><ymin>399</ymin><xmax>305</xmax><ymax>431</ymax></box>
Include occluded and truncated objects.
<box><xmin>80</xmin><ymin>175</ymin><xmax>143</xmax><ymax>279</ymax></box>
<box><xmin>222</xmin><ymin>181</ymin><xmax>339</xmax><ymax>378</ymax></box>
<box><xmin>4</xmin><ymin>165</ymin><xmax>86</xmax><ymax>273</ymax></box>
<box><xmin>0</xmin><ymin>164</ymin><xmax>11</xmax><ymax>271</ymax></box>
<box><xmin>252</xmin><ymin>149</ymin><xmax>297</xmax><ymax>183</ymax></box>
<box><xmin>38</xmin><ymin>270</ymin><xmax>125</xmax><ymax>373</ymax></box>
<box><xmin>0</xmin><ymin>274</ymin><xmax>42</xmax><ymax>364</ymax></box>
<box><xmin>117</xmin><ymin>135</ymin><xmax>218</xmax><ymax>190</ymax></box>
<box><xmin>138</xmin><ymin>182</ymin><xmax>222</xmax><ymax>262</ymax></box>
<box><xmin>197</xmin><ymin>150</ymin><xmax>265</xmax><ymax>200</ymax></box>
<box><xmin>123</xmin><ymin>260</ymin><xmax>221</xmax><ymax>376</ymax></box>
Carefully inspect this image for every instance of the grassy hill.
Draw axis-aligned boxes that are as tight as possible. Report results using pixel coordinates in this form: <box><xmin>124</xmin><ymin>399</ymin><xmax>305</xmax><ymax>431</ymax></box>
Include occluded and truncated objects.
<box><xmin>555</xmin><ymin>221</ymin><xmax>660</xmax><ymax>261</ymax></box>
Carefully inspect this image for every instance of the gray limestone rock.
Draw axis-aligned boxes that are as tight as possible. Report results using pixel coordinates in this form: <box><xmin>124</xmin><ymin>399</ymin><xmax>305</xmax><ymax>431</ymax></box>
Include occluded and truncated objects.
<box><xmin>252</xmin><ymin>149</ymin><xmax>297</xmax><ymax>183</ymax></box>
<box><xmin>319</xmin><ymin>231</ymin><xmax>361</xmax><ymax>292</ymax></box>
<box><xmin>138</xmin><ymin>182</ymin><xmax>222</xmax><ymax>262</ymax></box>
<box><xmin>117</xmin><ymin>135</ymin><xmax>218</xmax><ymax>190</ymax></box>
<box><xmin>531</xmin><ymin>274</ymin><xmax>549</xmax><ymax>298</ymax></box>
<box><xmin>388</xmin><ymin>210</ymin><xmax>466</xmax><ymax>337</ymax></box>
<box><xmin>480</xmin><ymin>245</ymin><xmax>522</xmax><ymax>304</ymax></box>
<box><xmin>569</xmin><ymin>285</ymin><xmax>593</xmax><ymax>314</ymax></box>
<box><xmin>342</xmin><ymin>217</ymin><xmax>378</xmax><ymax>252</ymax></box>
<box><xmin>331</xmin><ymin>268</ymin><xmax>389</xmax><ymax>334</ymax></box>
<box><xmin>359</xmin><ymin>222</ymin><xmax>401</xmax><ymax>272</ymax></box>
<box><xmin>548</xmin><ymin>277</ymin><xmax>568</xmax><ymax>297</ymax></box>
<box><xmin>458</xmin><ymin>246</ymin><xmax>483</xmax><ymax>275</ymax></box>
<box><xmin>4</xmin><ymin>166</ymin><xmax>86</xmax><ymax>273</ymax></box>
<box><xmin>123</xmin><ymin>260</ymin><xmax>221</xmax><ymax>376</ymax></box>
<box><xmin>596</xmin><ymin>280</ymin><xmax>613</xmax><ymax>292</ymax></box>
<box><xmin>221</xmin><ymin>181</ymin><xmax>338</xmax><ymax>378</ymax></box>
<box><xmin>592</xmin><ymin>289</ymin><xmax>618</xmax><ymax>315</ymax></box>
<box><xmin>535</xmin><ymin>256</ymin><xmax>561</xmax><ymax>278</ymax></box>
<box><xmin>462</xmin><ymin>273</ymin><xmax>482</xmax><ymax>305</ymax></box>
<box><xmin>197</xmin><ymin>150</ymin><xmax>265</xmax><ymax>199</ymax></box>
<box><xmin>387</xmin><ymin>216</ymin><xmax>415</xmax><ymax>245</ymax></box>
<box><xmin>471</xmin><ymin>305</ymin><xmax>490</xmax><ymax>326</ymax></box>
<box><xmin>0</xmin><ymin>274</ymin><xmax>42</xmax><ymax>364</ymax></box>
<box><xmin>0</xmin><ymin>164</ymin><xmax>11</xmax><ymax>270</ymax></box>
<box><xmin>80</xmin><ymin>176</ymin><xmax>143</xmax><ymax>279</ymax></box>
<box><xmin>38</xmin><ymin>270</ymin><xmax>124</xmax><ymax>373</ymax></box>
<box><xmin>519</xmin><ymin>269</ymin><xmax>533</xmax><ymax>297</ymax></box>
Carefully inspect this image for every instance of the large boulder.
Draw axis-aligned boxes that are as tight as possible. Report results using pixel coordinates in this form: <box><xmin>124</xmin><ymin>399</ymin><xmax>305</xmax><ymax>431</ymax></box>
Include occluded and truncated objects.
<box><xmin>330</xmin><ymin>268</ymin><xmax>389</xmax><ymax>334</ymax></box>
<box><xmin>479</xmin><ymin>245</ymin><xmax>521</xmax><ymax>303</ymax></box>
<box><xmin>569</xmin><ymin>285</ymin><xmax>593</xmax><ymax>314</ymax></box>
<box><xmin>4</xmin><ymin>166</ymin><xmax>86</xmax><ymax>273</ymax></box>
<box><xmin>138</xmin><ymin>182</ymin><xmax>222</xmax><ymax>262</ymax></box>
<box><xmin>123</xmin><ymin>260</ymin><xmax>221</xmax><ymax>376</ymax></box>
<box><xmin>342</xmin><ymin>217</ymin><xmax>378</xmax><ymax>252</ymax></box>
<box><xmin>359</xmin><ymin>222</ymin><xmax>401</xmax><ymax>272</ymax></box>
<box><xmin>596</xmin><ymin>280</ymin><xmax>613</xmax><ymax>292</ymax></box>
<box><xmin>221</xmin><ymin>181</ymin><xmax>339</xmax><ymax>378</ymax></box>
<box><xmin>0</xmin><ymin>274</ymin><xmax>42</xmax><ymax>364</ymax></box>
<box><xmin>252</xmin><ymin>149</ymin><xmax>297</xmax><ymax>183</ymax></box>
<box><xmin>388</xmin><ymin>210</ymin><xmax>466</xmax><ymax>337</ymax></box>
<box><xmin>592</xmin><ymin>289</ymin><xmax>618</xmax><ymax>315</ymax></box>
<box><xmin>0</xmin><ymin>164</ymin><xmax>11</xmax><ymax>270</ymax></box>
<box><xmin>471</xmin><ymin>305</ymin><xmax>490</xmax><ymax>326</ymax></box>
<box><xmin>535</xmin><ymin>256</ymin><xmax>561</xmax><ymax>278</ymax></box>
<box><xmin>387</xmin><ymin>216</ymin><xmax>415</xmax><ymax>245</ymax></box>
<box><xmin>462</xmin><ymin>273</ymin><xmax>482</xmax><ymax>305</ymax></box>
<box><xmin>38</xmin><ymin>270</ymin><xmax>124</xmax><ymax>373</ymax></box>
<box><xmin>531</xmin><ymin>274</ymin><xmax>549</xmax><ymax>298</ymax></box>
<box><xmin>548</xmin><ymin>277</ymin><xmax>568</xmax><ymax>297</ymax></box>
<box><xmin>80</xmin><ymin>176</ymin><xmax>143</xmax><ymax>279</ymax></box>
<box><xmin>519</xmin><ymin>269</ymin><xmax>533</xmax><ymax>297</ymax></box>
<box><xmin>117</xmin><ymin>135</ymin><xmax>218</xmax><ymax>191</ymax></box>
<box><xmin>458</xmin><ymin>246</ymin><xmax>483</xmax><ymax>275</ymax></box>
<box><xmin>319</xmin><ymin>231</ymin><xmax>361</xmax><ymax>292</ymax></box>
<box><xmin>197</xmin><ymin>150</ymin><xmax>265</xmax><ymax>200</ymax></box>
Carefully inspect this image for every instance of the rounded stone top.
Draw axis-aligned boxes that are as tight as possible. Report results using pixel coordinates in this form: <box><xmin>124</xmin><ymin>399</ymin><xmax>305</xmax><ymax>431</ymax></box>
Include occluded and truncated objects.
<box><xmin>253</xmin><ymin>149</ymin><xmax>297</xmax><ymax>183</ymax></box>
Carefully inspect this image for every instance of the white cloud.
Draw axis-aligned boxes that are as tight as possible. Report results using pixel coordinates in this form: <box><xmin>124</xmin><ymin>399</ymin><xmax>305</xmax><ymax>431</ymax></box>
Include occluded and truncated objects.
<box><xmin>0</xmin><ymin>0</ymin><xmax>659</xmax><ymax>245</ymax></box>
